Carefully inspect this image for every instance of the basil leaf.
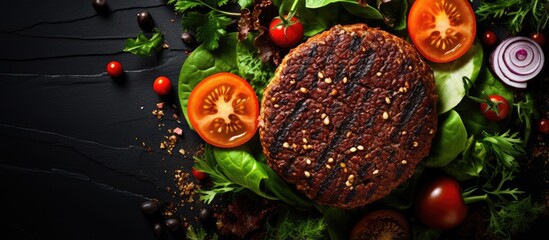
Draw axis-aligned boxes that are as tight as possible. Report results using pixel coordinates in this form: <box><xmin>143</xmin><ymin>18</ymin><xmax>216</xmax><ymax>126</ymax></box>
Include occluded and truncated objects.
<box><xmin>177</xmin><ymin>33</ymin><xmax>239</xmax><ymax>128</ymax></box>
<box><xmin>123</xmin><ymin>28</ymin><xmax>164</xmax><ymax>57</ymax></box>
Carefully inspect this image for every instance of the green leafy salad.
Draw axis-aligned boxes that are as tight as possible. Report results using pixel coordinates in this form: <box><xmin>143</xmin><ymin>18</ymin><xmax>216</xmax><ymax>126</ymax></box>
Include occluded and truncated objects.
<box><xmin>124</xmin><ymin>0</ymin><xmax>549</xmax><ymax>239</ymax></box>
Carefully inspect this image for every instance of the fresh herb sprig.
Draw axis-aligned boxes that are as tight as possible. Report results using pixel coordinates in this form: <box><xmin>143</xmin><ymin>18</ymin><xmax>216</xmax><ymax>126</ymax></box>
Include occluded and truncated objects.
<box><xmin>123</xmin><ymin>28</ymin><xmax>164</xmax><ymax>56</ymax></box>
<box><xmin>192</xmin><ymin>144</ymin><xmax>246</xmax><ymax>204</ymax></box>
<box><xmin>186</xmin><ymin>225</ymin><xmax>219</xmax><ymax>240</ymax></box>
<box><xmin>459</xmin><ymin>130</ymin><xmax>545</xmax><ymax>239</ymax></box>
<box><xmin>168</xmin><ymin>0</ymin><xmax>248</xmax><ymax>50</ymax></box>
<box><xmin>476</xmin><ymin>0</ymin><xmax>549</xmax><ymax>34</ymax></box>
<box><xmin>265</xmin><ymin>212</ymin><xmax>327</xmax><ymax>240</ymax></box>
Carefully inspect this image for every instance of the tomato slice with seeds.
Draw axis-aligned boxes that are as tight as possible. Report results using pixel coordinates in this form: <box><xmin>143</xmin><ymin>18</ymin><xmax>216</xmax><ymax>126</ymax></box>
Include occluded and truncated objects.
<box><xmin>408</xmin><ymin>0</ymin><xmax>476</xmax><ymax>63</ymax></box>
<box><xmin>187</xmin><ymin>72</ymin><xmax>259</xmax><ymax>148</ymax></box>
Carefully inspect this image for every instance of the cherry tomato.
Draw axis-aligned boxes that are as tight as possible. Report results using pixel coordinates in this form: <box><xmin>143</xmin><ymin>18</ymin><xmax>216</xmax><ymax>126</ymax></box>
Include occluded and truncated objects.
<box><xmin>106</xmin><ymin>61</ymin><xmax>123</xmax><ymax>77</ymax></box>
<box><xmin>408</xmin><ymin>0</ymin><xmax>476</xmax><ymax>63</ymax></box>
<box><xmin>192</xmin><ymin>168</ymin><xmax>207</xmax><ymax>181</ymax></box>
<box><xmin>350</xmin><ymin>210</ymin><xmax>410</xmax><ymax>240</ymax></box>
<box><xmin>269</xmin><ymin>15</ymin><xmax>304</xmax><ymax>48</ymax></box>
<box><xmin>481</xmin><ymin>31</ymin><xmax>498</xmax><ymax>47</ymax></box>
<box><xmin>187</xmin><ymin>72</ymin><xmax>259</xmax><ymax>148</ymax></box>
<box><xmin>415</xmin><ymin>177</ymin><xmax>468</xmax><ymax>230</ymax></box>
<box><xmin>537</xmin><ymin>118</ymin><xmax>549</xmax><ymax>134</ymax></box>
<box><xmin>153</xmin><ymin>76</ymin><xmax>172</xmax><ymax>96</ymax></box>
<box><xmin>530</xmin><ymin>32</ymin><xmax>546</xmax><ymax>47</ymax></box>
<box><xmin>479</xmin><ymin>94</ymin><xmax>510</xmax><ymax>121</ymax></box>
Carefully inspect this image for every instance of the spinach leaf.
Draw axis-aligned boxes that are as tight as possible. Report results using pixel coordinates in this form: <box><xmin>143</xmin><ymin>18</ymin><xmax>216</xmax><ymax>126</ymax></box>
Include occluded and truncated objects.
<box><xmin>236</xmin><ymin>34</ymin><xmax>275</xmax><ymax>99</ymax></box>
<box><xmin>304</xmin><ymin>0</ymin><xmax>383</xmax><ymax>21</ymax></box>
<box><xmin>341</xmin><ymin>2</ymin><xmax>383</xmax><ymax>20</ymax></box>
<box><xmin>431</xmin><ymin>40</ymin><xmax>483</xmax><ymax>114</ymax></box>
<box><xmin>424</xmin><ymin>110</ymin><xmax>468</xmax><ymax>168</ymax></box>
<box><xmin>299</xmin><ymin>3</ymin><xmax>343</xmax><ymax>37</ymax></box>
<box><xmin>377</xmin><ymin>0</ymin><xmax>408</xmax><ymax>30</ymax></box>
<box><xmin>213</xmin><ymin>146</ymin><xmax>277</xmax><ymax>200</ymax></box>
<box><xmin>178</xmin><ymin>33</ymin><xmax>239</xmax><ymax>127</ymax></box>
<box><xmin>472</xmin><ymin>66</ymin><xmax>514</xmax><ymax>104</ymax></box>
<box><xmin>320</xmin><ymin>207</ymin><xmax>355</xmax><ymax>240</ymax></box>
<box><xmin>123</xmin><ymin>28</ymin><xmax>164</xmax><ymax>56</ymax></box>
<box><xmin>305</xmin><ymin>0</ymin><xmax>356</xmax><ymax>8</ymax></box>
<box><xmin>455</xmin><ymin>68</ymin><xmax>507</xmax><ymax>136</ymax></box>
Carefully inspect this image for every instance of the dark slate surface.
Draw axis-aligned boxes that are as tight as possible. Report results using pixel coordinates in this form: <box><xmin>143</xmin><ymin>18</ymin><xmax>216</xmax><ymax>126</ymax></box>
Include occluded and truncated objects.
<box><xmin>0</xmin><ymin>1</ymin><xmax>203</xmax><ymax>239</ymax></box>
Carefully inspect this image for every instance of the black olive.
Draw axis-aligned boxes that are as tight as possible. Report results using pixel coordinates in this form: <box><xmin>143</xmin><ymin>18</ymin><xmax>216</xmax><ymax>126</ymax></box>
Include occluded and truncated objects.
<box><xmin>92</xmin><ymin>0</ymin><xmax>109</xmax><ymax>15</ymax></box>
<box><xmin>140</xmin><ymin>199</ymin><xmax>160</xmax><ymax>215</ymax></box>
<box><xmin>164</xmin><ymin>218</ymin><xmax>180</xmax><ymax>232</ymax></box>
<box><xmin>152</xmin><ymin>223</ymin><xmax>165</xmax><ymax>238</ymax></box>
<box><xmin>137</xmin><ymin>11</ymin><xmax>155</xmax><ymax>31</ymax></box>
<box><xmin>181</xmin><ymin>32</ymin><xmax>197</xmax><ymax>47</ymax></box>
<box><xmin>198</xmin><ymin>207</ymin><xmax>213</xmax><ymax>225</ymax></box>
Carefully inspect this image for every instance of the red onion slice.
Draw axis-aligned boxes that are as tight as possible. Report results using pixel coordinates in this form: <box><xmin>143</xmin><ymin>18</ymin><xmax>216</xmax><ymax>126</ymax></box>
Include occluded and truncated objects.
<box><xmin>490</xmin><ymin>36</ymin><xmax>544</xmax><ymax>88</ymax></box>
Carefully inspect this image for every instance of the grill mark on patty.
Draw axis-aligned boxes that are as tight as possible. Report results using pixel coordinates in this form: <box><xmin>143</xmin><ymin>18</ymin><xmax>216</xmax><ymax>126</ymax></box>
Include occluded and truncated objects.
<box><xmin>365</xmin><ymin>108</ymin><xmax>379</xmax><ymax>128</ymax></box>
<box><xmin>313</xmin><ymin>164</ymin><xmax>342</xmax><ymax>200</ymax></box>
<box><xmin>364</xmin><ymin>183</ymin><xmax>377</xmax><ymax>200</ymax></box>
<box><xmin>269</xmin><ymin>99</ymin><xmax>308</xmax><ymax>154</ymax></box>
<box><xmin>297</xmin><ymin>44</ymin><xmax>318</xmax><ymax>81</ymax></box>
<box><xmin>390</xmin><ymin>81</ymin><xmax>426</xmax><ymax>140</ymax></box>
<box><xmin>345</xmin><ymin>49</ymin><xmax>376</xmax><ymax>95</ymax></box>
<box><xmin>350</xmin><ymin>35</ymin><xmax>362</xmax><ymax>52</ymax></box>
<box><xmin>395</xmin><ymin>163</ymin><xmax>404</xmax><ymax>180</ymax></box>
<box><xmin>344</xmin><ymin>187</ymin><xmax>357</xmax><ymax>204</ymax></box>
<box><xmin>313</xmin><ymin>110</ymin><xmax>358</xmax><ymax>172</ymax></box>
<box><xmin>357</xmin><ymin>162</ymin><xmax>373</xmax><ymax>178</ymax></box>
<box><xmin>283</xmin><ymin>156</ymin><xmax>297</xmax><ymax>177</ymax></box>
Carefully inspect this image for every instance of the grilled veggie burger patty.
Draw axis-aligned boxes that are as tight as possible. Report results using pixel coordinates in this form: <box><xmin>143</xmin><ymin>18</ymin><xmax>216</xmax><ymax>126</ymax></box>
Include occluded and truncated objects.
<box><xmin>259</xmin><ymin>24</ymin><xmax>438</xmax><ymax>209</ymax></box>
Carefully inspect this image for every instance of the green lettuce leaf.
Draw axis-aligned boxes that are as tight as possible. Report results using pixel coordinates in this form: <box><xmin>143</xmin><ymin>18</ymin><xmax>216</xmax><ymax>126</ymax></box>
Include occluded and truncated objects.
<box><xmin>123</xmin><ymin>28</ymin><xmax>164</xmax><ymax>56</ymax></box>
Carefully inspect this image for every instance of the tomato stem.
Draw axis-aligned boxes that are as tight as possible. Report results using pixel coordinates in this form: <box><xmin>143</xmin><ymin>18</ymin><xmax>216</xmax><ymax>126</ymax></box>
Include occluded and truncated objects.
<box><xmin>196</xmin><ymin>0</ymin><xmax>240</xmax><ymax>17</ymax></box>
<box><xmin>279</xmin><ymin>0</ymin><xmax>300</xmax><ymax>25</ymax></box>
<box><xmin>463</xmin><ymin>194</ymin><xmax>488</xmax><ymax>204</ymax></box>
<box><xmin>462</xmin><ymin>187</ymin><xmax>488</xmax><ymax>204</ymax></box>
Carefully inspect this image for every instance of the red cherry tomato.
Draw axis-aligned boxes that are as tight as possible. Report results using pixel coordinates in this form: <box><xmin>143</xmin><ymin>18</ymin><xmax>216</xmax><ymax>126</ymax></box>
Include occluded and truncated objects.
<box><xmin>481</xmin><ymin>31</ymin><xmax>498</xmax><ymax>47</ymax></box>
<box><xmin>269</xmin><ymin>15</ymin><xmax>304</xmax><ymax>48</ymax></box>
<box><xmin>415</xmin><ymin>177</ymin><xmax>468</xmax><ymax>230</ymax></box>
<box><xmin>192</xmin><ymin>168</ymin><xmax>207</xmax><ymax>181</ymax></box>
<box><xmin>106</xmin><ymin>61</ymin><xmax>123</xmax><ymax>77</ymax></box>
<box><xmin>153</xmin><ymin>76</ymin><xmax>172</xmax><ymax>96</ymax></box>
<box><xmin>480</xmin><ymin>94</ymin><xmax>510</xmax><ymax>121</ymax></box>
<box><xmin>537</xmin><ymin>118</ymin><xmax>549</xmax><ymax>134</ymax></box>
<box><xmin>531</xmin><ymin>32</ymin><xmax>546</xmax><ymax>47</ymax></box>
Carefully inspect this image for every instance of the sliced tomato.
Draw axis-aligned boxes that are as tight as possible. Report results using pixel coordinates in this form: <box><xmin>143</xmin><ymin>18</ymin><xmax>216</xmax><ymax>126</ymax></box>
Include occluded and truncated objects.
<box><xmin>408</xmin><ymin>0</ymin><xmax>476</xmax><ymax>63</ymax></box>
<box><xmin>350</xmin><ymin>210</ymin><xmax>410</xmax><ymax>240</ymax></box>
<box><xmin>187</xmin><ymin>72</ymin><xmax>259</xmax><ymax>148</ymax></box>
